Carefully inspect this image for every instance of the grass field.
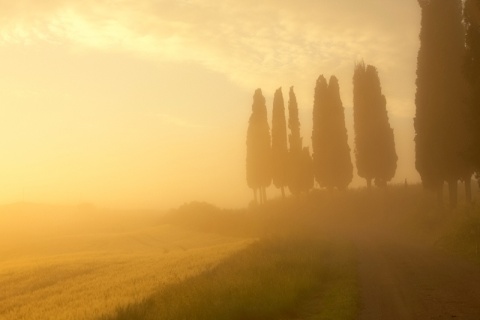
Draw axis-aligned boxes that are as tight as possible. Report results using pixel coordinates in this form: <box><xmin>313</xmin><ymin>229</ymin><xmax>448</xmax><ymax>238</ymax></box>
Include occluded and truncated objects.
<box><xmin>0</xmin><ymin>204</ymin><xmax>252</xmax><ymax>320</ymax></box>
<box><xmin>101</xmin><ymin>199</ymin><xmax>366</xmax><ymax>320</ymax></box>
<box><xmin>107</xmin><ymin>237</ymin><xmax>358</xmax><ymax>320</ymax></box>
<box><xmin>436</xmin><ymin>207</ymin><xmax>480</xmax><ymax>264</ymax></box>
<box><xmin>4</xmin><ymin>185</ymin><xmax>469</xmax><ymax>320</ymax></box>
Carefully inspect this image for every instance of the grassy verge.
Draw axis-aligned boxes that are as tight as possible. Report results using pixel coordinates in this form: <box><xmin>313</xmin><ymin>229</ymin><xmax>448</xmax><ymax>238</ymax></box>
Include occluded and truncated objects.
<box><xmin>436</xmin><ymin>208</ymin><xmax>480</xmax><ymax>264</ymax></box>
<box><xmin>290</xmin><ymin>244</ymin><xmax>358</xmax><ymax>320</ymax></box>
<box><xmin>104</xmin><ymin>237</ymin><xmax>358</xmax><ymax>320</ymax></box>
<box><xmin>314</xmin><ymin>248</ymin><xmax>358</xmax><ymax>320</ymax></box>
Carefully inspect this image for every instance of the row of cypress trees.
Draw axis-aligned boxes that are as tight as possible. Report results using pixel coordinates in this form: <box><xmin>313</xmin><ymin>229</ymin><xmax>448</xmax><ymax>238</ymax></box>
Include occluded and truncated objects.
<box><xmin>246</xmin><ymin>87</ymin><xmax>313</xmax><ymax>204</ymax></box>
<box><xmin>246</xmin><ymin>67</ymin><xmax>397</xmax><ymax>203</ymax></box>
<box><xmin>415</xmin><ymin>0</ymin><xmax>480</xmax><ymax>207</ymax></box>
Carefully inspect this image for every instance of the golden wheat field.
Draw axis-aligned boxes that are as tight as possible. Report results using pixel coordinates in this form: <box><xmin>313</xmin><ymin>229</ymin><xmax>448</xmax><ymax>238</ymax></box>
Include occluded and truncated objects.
<box><xmin>0</xmin><ymin>203</ymin><xmax>251</xmax><ymax>320</ymax></box>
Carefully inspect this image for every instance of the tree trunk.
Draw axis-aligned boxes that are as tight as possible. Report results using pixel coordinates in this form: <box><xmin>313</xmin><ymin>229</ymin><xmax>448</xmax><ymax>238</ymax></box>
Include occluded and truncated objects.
<box><xmin>436</xmin><ymin>182</ymin><xmax>444</xmax><ymax>207</ymax></box>
<box><xmin>262</xmin><ymin>187</ymin><xmax>268</xmax><ymax>203</ymax></box>
<box><xmin>253</xmin><ymin>188</ymin><xmax>258</xmax><ymax>204</ymax></box>
<box><xmin>367</xmin><ymin>179</ymin><xmax>372</xmax><ymax>189</ymax></box>
<box><xmin>465</xmin><ymin>175</ymin><xmax>472</xmax><ymax>205</ymax></box>
<box><xmin>448</xmin><ymin>180</ymin><xmax>458</xmax><ymax>209</ymax></box>
<box><xmin>281</xmin><ymin>186</ymin><xmax>285</xmax><ymax>199</ymax></box>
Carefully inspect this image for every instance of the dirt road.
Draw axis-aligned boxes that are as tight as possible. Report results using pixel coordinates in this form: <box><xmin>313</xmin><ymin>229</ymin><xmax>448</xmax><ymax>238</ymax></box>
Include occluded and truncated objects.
<box><xmin>357</xmin><ymin>237</ymin><xmax>480</xmax><ymax>319</ymax></box>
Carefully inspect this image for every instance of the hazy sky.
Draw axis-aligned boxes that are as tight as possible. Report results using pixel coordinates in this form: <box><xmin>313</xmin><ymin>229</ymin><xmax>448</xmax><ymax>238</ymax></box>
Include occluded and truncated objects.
<box><xmin>0</xmin><ymin>0</ymin><xmax>421</xmax><ymax>209</ymax></box>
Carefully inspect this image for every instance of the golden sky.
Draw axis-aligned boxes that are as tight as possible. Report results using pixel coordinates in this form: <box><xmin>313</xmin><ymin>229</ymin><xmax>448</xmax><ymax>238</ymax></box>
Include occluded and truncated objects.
<box><xmin>0</xmin><ymin>0</ymin><xmax>421</xmax><ymax>209</ymax></box>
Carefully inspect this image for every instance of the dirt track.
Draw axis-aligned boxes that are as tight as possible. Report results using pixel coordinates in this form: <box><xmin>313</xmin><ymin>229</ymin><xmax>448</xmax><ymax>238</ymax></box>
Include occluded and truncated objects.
<box><xmin>357</xmin><ymin>236</ymin><xmax>480</xmax><ymax>319</ymax></box>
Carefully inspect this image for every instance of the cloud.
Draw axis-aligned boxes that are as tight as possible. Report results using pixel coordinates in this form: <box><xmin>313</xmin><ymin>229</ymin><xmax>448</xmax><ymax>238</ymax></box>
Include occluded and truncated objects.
<box><xmin>0</xmin><ymin>0</ymin><xmax>421</xmax><ymax>116</ymax></box>
<box><xmin>156</xmin><ymin>113</ymin><xmax>204</xmax><ymax>129</ymax></box>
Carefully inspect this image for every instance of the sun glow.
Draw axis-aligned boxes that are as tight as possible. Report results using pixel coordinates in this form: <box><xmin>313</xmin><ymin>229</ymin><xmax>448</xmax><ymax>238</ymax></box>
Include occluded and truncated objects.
<box><xmin>0</xmin><ymin>0</ymin><xmax>421</xmax><ymax>208</ymax></box>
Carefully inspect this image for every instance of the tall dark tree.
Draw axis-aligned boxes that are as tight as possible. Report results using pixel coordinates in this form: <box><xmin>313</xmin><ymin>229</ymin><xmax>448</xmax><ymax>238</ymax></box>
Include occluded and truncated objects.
<box><xmin>271</xmin><ymin>88</ymin><xmax>288</xmax><ymax>198</ymax></box>
<box><xmin>464</xmin><ymin>0</ymin><xmax>480</xmax><ymax>202</ymax></box>
<box><xmin>300</xmin><ymin>147</ymin><xmax>314</xmax><ymax>193</ymax></box>
<box><xmin>246</xmin><ymin>89</ymin><xmax>272</xmax><ymax>204</ymax></box>
<box><xmin>353</xmin><ymin>62</ymin><xmax>398</xmax><ymax>188</ymax></box>
<box><xmin>414</xmin><ymin>0</ymin><xmax>470</xmax><ymax>207</ymax></box>
<box><xmin>287</xmin><ymin>87</ymin><xmax>305</xmax><ymax>195</ymax></box>
<box><xmin>312</xmin><ymin>75</ymin><xmax>353</xmax><ymax>190</ymax></box>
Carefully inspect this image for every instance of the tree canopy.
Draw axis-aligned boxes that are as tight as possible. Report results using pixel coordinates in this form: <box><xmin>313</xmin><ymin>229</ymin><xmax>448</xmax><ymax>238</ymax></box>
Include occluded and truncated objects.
<box><xmin>246</xmin><ymin>89</ymin><xmax>272</xmax><ymax>203</ymax></box>
<box><xmin>353</xmin><ymin>62</ymin><xmax>397</xmax><ymax>187</ymax></box>
<box><xmin>465</xmin><ymin>0</ymin><xmax>480</xmax><ymax>176</ymax></box>
<box><xmin>414</xmin><ymin>0</ymin><xmax>470</xmax><ymax>206</ymax></box>
<box><xmin>312</xmin><ymin>75</ymin><xmax>353</xmax><ymax>190</ymax></box>
<box><xmin>287</xmin><ymin>87</ymin><xmax>313</xmax><ymax>195</ymax></box>
<box><xmin>271</xmin><ymin>88</ymin><xmax>288</xmax><ymax>197</ymax></box>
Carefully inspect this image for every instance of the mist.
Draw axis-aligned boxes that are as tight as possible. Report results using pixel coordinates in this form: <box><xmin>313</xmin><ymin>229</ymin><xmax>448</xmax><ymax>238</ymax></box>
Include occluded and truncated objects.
<box><xmin>0</xmin><ymin>0</ymin><xmax>423</xmax><ymax>210</ymax></box>
<box><xmin>2</xmin><ymin>0</ymin><xmax>480</xmax><ymax>319</ymax></box>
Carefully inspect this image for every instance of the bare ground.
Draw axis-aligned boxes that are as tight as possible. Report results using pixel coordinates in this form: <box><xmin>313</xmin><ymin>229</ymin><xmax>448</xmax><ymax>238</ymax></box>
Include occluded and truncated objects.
<box><xmin>356</xmin><ymin>234</ymin><xmax>480</xmax><ymax>320</ymax></box>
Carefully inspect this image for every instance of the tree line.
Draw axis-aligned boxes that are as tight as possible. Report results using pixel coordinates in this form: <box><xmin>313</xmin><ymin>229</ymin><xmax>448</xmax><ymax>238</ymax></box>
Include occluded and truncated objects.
<box><xmin>247</xmin><ymin>0</ymin><xmax>480</xmax><ymax>208</ymax></box>
<box><xmin>246</xmin><ymin>64</ymin><xmax>397</xmax><ymax>204</ymax></box>
<box><xmin>415</xmin><ymin>0</ymin><xmax>480</xmax><ymax>208</ymax></box>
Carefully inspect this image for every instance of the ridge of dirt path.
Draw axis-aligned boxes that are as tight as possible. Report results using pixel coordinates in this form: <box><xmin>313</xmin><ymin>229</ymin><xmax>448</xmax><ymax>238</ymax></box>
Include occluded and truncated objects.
<box><xmin>356</xmin><ymin>235</ymin><xmax>480</xmax><ymax>320</ymax></box>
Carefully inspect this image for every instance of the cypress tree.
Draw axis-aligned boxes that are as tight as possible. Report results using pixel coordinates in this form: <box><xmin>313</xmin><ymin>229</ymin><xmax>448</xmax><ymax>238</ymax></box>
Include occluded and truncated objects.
<box><xmin>271</xmin><ymin>88</ymin><xmax>288</xmax><ymax>198</ymax></box>
<box><xmin>287</xmin><ymin>87</ymin><xmax>305</xmax><ymax>196</ymax></box>
<box><xmin>312</xmin><ymin>75</ymin><xmax>353</xmax><ymax>190</ymax></box>
<box><xmin>464</xmin><ymin>0</ymin><xmax>480</xmax><ymax>202</ymax></box>
<box><xmin>300</xmin><ymin>147</ymin><xmax>314</xmax><ymax>193</ymax></box>
<box><xmin>312</xmin><ymin>76</ymin><xmax>329</xmax><ymax>189</ymax></box>
<box><xmin>246</xmin><ymin>89</ymin><xmax>272</xmax><ymax>204</ymax></box>
<box><xmin>353</xmin><ymin>62</ymin><xmax>398</xmax><ymax>188</ymax></box>
<box><xmin>414</xmin><ymin>0</ymin><xmax>470</xmax><ymax>207</ymax></box>
<box><xmin>415</xmin><ymin>0</ymin><xmax>443</xmax><ymax>194</ymax></box>
<box><xmin>465</xmin><ymin>0</ymin><xmax>480</xmax><ymax>89</ymax></box>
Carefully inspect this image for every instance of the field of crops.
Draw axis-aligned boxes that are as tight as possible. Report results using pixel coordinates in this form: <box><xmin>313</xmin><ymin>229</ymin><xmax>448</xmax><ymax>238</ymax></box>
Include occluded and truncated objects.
<box><xmin>0</xmin><ymin>204</ymin><xmax>251</xmax><ymax>320</ymax></box>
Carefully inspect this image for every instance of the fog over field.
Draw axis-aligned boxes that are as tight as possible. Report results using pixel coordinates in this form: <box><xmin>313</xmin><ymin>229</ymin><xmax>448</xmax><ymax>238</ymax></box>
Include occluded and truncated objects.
<box><xmin>2</xmin><ymin>0</ymin><xmax>480</xmax><ymax>319</ymax></box>
<box><xmin>0</xmin><ymin>204</ymin><xmax>252</xmax><ymax>319</ymax></box>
